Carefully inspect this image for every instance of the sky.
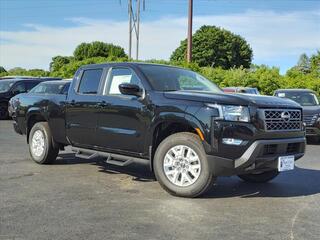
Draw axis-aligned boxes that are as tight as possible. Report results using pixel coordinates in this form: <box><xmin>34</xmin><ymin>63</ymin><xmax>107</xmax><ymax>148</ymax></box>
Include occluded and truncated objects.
<box><xmin>0</xmin><ymin>0</ymin><xmax>319</xmax><ymax>74</ymax></box>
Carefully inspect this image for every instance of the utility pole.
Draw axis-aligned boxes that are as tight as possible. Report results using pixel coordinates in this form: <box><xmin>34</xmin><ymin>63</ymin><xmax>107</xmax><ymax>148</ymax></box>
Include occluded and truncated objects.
<box><xmin>187</xmin><ymin>0</ymin><xmax>193</xmax><ymax>63</ymax></box>
<box><xmin>136</xmin><ymin>0</ymin><xmax>140</xmax><ymax>60</ymax></box>
<box><xmin>128</xmin><ymin>0</ymin><xmax>132</xmax><ymax>59</ymax></box>
<box><xmin>127</xmin><ymin>0</ymin><xmax>144</xmax><ymax>60</ymax></box>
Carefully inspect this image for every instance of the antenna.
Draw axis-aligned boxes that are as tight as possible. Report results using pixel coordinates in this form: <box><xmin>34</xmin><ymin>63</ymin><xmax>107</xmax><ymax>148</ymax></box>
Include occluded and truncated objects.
<box><xmin>128</xmin><ymin>0</ymin><xmax>145</xmax><ymax>60</ymax></box>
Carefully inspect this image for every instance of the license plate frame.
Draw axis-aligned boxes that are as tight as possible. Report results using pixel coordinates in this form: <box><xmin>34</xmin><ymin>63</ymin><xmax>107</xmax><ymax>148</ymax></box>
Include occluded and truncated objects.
<box><xmin>278</xmin><ymin>155</ymin><xmax>295</xmax><ymax>172</ymax></box>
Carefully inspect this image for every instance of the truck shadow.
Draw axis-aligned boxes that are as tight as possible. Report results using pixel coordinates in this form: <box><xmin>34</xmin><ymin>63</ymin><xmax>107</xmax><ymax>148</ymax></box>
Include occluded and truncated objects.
<box><xmin>203</xmin><ymin>166</ymin><xmax>320</xmax><ymax>199</ymax></box>
<box><xmin>56</xmin><ymin>152</ymin><xmax>155</xmax><ymax>182</ymax></box>
<box><xmin>56</xmin><ymin>153</ymin><xmax>320</xmax><ymax>198</ymax></box>
<box><xmin>306</xmin><ymin>138</ymin><xmax>320</xmax><ymax>146</ymax></box>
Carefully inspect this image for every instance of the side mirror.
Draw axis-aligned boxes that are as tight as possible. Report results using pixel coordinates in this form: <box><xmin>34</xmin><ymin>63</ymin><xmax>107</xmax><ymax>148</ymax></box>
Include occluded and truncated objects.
<box><xmin>119</xmin><ymin>83</ymin><xmax>142</xmax><ymax>97</ymax></box>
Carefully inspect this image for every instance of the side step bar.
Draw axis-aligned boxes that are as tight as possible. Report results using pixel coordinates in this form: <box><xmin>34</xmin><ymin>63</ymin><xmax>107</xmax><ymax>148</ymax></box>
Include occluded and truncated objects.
<box><xmin>72</xmin><ymin>147</ymin><xmax>149</xmax><ymax>167</ymax></box>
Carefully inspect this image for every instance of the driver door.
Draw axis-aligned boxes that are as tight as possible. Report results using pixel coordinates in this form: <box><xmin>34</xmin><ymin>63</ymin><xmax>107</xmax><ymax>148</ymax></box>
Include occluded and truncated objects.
<box><xmin>96</xmin><ymin>67</ymin><xmax>148</xmax><ymax>154</ymax></box>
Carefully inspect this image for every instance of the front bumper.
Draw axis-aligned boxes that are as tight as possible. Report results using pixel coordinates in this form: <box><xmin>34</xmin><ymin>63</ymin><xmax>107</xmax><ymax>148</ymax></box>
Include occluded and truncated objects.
<box><xmin>207</xmin><ymin>137</ymin><xmax>306</xmax><ymax>176</ymax></box>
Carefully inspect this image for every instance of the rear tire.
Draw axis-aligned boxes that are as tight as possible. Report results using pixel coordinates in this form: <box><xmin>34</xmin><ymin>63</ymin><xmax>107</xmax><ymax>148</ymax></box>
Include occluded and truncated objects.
<box><xmin>153</xmin><ymin>132</ymin><xmax>215</xmax><ymax>198</ymax></box>
<box><xmin>0</xmin><ymin>103</ymin><xmax>9</xmax><ymax>120</ymax></box>
<box><xmin>238</xmin><ymin>170</ymin><xmax>279</xmax><ymax>183</ymax></box>
<box><xmin>28</xmin><ymin>122</ymin><xmax>59</xmax><ymax>164</ymax></box>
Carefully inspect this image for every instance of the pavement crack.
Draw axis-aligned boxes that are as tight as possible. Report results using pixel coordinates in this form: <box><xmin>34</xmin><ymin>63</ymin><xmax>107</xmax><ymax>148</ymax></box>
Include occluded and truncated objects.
<box><xmin>1</xmin><ymin>172</ymin><xmax>36</xmax><ymax>181</ymax></box>
<box><xmin>289</xmin><ymin>198</ymin><xmax>310</xmax><ymax>240</ymax></box>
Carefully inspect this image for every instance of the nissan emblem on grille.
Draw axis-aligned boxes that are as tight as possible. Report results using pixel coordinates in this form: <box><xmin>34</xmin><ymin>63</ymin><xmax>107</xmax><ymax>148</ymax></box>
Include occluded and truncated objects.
<box><xmin>281</xmin><ymin>111</ymin><xmax>291</xmax><ymax>122</ymax></box>
<box><xmin>263</xmin><ymin>109</ymin><xmax>301</xmax><ymax>132</ymax></box>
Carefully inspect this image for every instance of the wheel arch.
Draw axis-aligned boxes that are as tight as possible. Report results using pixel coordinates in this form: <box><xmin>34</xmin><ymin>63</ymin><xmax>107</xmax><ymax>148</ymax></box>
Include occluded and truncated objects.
<box><xmin>147</xmin><ymin>112</ymin><xmax>208</xmax><ymax>171</ymax></box>
<box><xmin>26</xmin><ymin>110</ymin><xmax>48</xmax><ymax>143</ymax></box>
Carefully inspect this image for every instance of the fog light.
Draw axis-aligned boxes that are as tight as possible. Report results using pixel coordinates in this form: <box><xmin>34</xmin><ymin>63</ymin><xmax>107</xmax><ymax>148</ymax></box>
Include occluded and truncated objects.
<box><xmin>222</xmin><ymin>138</ymin><xmax>243</xmax><ymax>145</ymax></box>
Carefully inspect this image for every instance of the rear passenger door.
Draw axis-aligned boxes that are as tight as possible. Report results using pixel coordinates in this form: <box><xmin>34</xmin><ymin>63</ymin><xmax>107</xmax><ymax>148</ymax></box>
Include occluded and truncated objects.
<box><xmin>66</xmin><ymin>68</ymin><xmax>105</xmax><ymax>147</ymax></box>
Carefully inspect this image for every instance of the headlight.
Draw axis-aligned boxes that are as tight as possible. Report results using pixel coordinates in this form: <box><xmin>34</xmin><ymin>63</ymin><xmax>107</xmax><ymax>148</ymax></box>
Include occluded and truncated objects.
<box><xmin>206</xmin><ymin>104</ymin><xmax>250</xmax><ymax>122</ymax></box>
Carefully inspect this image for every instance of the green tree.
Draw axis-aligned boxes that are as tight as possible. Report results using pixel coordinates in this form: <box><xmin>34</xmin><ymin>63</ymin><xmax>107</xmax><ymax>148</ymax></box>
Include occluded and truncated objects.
<box><xmin>170</xmin><ymin>25</ymin><xmax>253</xmax><ymax>69</ymax></box>
<box><xmin>295</xmin><ymin>53</ymin><xmax>311</xmax><ymax>73</ymax></box>
<box><xmin>0</xmin><ymin>66</ymin><xmax>7</xmax><ymax>74</ymax></box>
<box><xmin>310</xmin><ymin>50</ymin><xmax>320</xmax><ymax>75</ymax></box>
<box><xmin>50</xmin><ymin>56</ymin><xmax>73</xmax><ymax>72</ymax></box>
<box><xmin>73</xmin><ymin>41</ymin><xmax>127</xmax><ymax>61</ymax></box>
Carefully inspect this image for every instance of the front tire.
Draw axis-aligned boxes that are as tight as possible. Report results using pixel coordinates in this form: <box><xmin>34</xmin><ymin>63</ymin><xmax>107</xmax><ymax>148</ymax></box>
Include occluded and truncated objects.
<box><xmin>153</xmin><ymin>132</ymin><xmax>215</xmax><ymax>198</ymax></box>
<box><xmin>238</xmin><ymin>170</ymin><xmax>279</xmax><ymax>183</ymax></box>
<box><xmin>28</xmin><ymin>122</ymin><xmax>59</xmax><ymax>164</ymax></box>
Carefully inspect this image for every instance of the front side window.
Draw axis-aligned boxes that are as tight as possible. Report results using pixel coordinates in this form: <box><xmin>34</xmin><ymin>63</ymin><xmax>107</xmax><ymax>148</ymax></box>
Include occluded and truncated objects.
<box><xmin>78</xmin><ymin>69</ymin><xmax>103</xmax><ymax>94</ymax></box>
<box><xmin>139</xmin><ymin>64</ymin><xmax>222</xmax><ymax>93</ymax></box>
<box><xmin>11</xmin><ymin>82</ymin><xmax>26</xmax><ymax>94</ymax></box>
<box><xmin>0</xmin><ymin>80</ymin><xmax>14</xmax><ymax>93</ymax></box>
<box><xmin>105</xmin><ymin>68</ymin><xmax>142</xmax><ymax>95</ymax></box>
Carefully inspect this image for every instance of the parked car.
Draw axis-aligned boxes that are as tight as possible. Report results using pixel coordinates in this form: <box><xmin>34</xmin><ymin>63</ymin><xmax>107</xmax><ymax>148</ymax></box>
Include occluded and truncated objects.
<box><xmin>274</xmin><ymin>89</ymin><xmax>320</xmax><ymax>141</ymax></box>
<box><xmin>8</xmin><ymin>80</ymin><xmax>70</xmax><ymax>117</ymax></box>
<box><xmin>223</xmin><ymin>87</ymin><xmax>260</xmax><ymax>94</ymax></box>
<box><xmin>0</xmin><ymin>77</ymin><xmax>61</xmax><ymax>119</ymax></box>
<box><xmin>12</xmin><ymin>63</ymin><xmax>305</xmax><ymax>197</ymax></box>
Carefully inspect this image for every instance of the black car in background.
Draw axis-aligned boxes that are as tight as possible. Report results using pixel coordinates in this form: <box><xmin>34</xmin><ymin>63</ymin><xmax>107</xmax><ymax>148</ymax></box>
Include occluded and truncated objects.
<box><xmin>8</xmin><ymin>80</ymin><xmax>71</xmax><ymax>118</ymax></box>
<box><xmin>274</xmin><ymin>89</ymin><xmax>320</xmax><ymax>141</ymax></box>
<box><xmin>0</xmin><ymin>77</ymin><xmax>61</xmax><ymax>119</ymax></box>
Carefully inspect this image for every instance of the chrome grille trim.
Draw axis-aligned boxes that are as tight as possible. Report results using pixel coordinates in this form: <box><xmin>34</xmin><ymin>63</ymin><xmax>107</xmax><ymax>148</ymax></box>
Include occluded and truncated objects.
<box><xmin>262</xmin><ymin>109</ymin><xmax>302</xmax><ymax>132</ymax></box>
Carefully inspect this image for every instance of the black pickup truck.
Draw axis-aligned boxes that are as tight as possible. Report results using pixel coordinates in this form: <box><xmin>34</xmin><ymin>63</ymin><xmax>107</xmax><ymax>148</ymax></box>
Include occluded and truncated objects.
<box><xmin>12</xmin><ymin>63</ymin><xmax>306</xmax><ymax>197</ymax></box>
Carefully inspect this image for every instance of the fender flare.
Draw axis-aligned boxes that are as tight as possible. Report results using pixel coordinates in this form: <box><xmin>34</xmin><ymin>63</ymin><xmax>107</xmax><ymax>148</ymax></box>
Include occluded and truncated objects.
<box><xmin>145</xmin><ymin>112</ymin><xmax>208</xmax><ymax>154</ymax></box>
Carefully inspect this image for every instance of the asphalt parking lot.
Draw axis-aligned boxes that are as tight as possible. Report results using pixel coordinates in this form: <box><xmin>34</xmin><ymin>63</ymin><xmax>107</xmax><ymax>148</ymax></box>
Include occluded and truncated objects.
<box><xmin>0</xmin><ymin>120</ymin><xmax>319</xmax><ymax>240</ymax></box>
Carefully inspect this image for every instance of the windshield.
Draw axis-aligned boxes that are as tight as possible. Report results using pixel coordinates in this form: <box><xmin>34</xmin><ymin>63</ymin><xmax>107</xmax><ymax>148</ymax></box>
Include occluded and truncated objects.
<box><xmin>29</xmin><ymin>82</ymin><xmax>67</xmax><ymax>94</ymax></box>
<box><xmin>139</xmin><ymin>65</ymin><xmax>222</xmax><ymax>93</ymax></box>
<box><xmin>276</xmin><ymin>91</ymin><xmax>319</xmax><ymax>106</ymax></box>
<box><xmin>0</xmin><ymin>80</ymin><xmax>14</xmax><ymax>93</ymax></box>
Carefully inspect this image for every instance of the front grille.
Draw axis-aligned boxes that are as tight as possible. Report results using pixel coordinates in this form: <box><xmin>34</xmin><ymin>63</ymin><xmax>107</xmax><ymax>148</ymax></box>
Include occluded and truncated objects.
<box><xmin>303</xmin><ymin>114</ymin><xmax>317</xmax><ymax>126</ymax></box>
<box><xmin>263</xmin><ymin>109</ymin><xmax>302</xmax><ymax>132</ymax></box>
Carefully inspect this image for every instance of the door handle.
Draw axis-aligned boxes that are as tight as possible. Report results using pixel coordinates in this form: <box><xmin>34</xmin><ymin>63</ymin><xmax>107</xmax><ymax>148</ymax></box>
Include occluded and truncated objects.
<box><xmin>97</xmin><ymin>101</ymin><xmax>108</xmax><ymax>107</ymax></box>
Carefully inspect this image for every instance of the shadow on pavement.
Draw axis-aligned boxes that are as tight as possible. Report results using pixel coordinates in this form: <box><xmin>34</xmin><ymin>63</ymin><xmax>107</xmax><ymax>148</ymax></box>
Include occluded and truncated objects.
<box><xmin>203</xmin><ymin>166</ymin><xmax>320</xmax><ymax>199</ymax></box>
<box><xmin>55</xmin><ymin>152</ymin><xmax>155</xmax><ymax>182</ymax></box>
<box><xmin>55</xmin><ymin>152</ymin><xmax>320</xmax><ymax>198</ymax></box>
<box><xmin>306</xmin><ymin>137</ymin><xmax>320</xmax><ymax>146</ymax></box>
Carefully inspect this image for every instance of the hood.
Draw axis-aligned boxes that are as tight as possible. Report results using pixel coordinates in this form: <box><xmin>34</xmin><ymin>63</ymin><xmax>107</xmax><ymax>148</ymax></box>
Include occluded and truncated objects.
<box><xmin>164</xmin><ymin>91</ymin><xmax>301</xmax><ymax>109</ymax></box>
<box><xmin>302</xmin><ymin>105</ymin><xmax>320</xmax><ymax>116</ymax></box>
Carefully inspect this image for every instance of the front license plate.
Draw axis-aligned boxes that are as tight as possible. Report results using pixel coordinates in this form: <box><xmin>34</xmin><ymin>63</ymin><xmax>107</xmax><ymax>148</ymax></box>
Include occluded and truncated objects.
<box><xmin>278</xmin><ymin>156</ymin><xmax>295</xmax><ymax>172</ymax></box>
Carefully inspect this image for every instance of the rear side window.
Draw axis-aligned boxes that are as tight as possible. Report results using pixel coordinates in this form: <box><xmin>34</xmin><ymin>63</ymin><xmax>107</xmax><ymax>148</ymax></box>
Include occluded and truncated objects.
<box><xmin>78</xmin><ymin>69</ymin><xmax>103</xmax><ymax>94</ymax></box>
